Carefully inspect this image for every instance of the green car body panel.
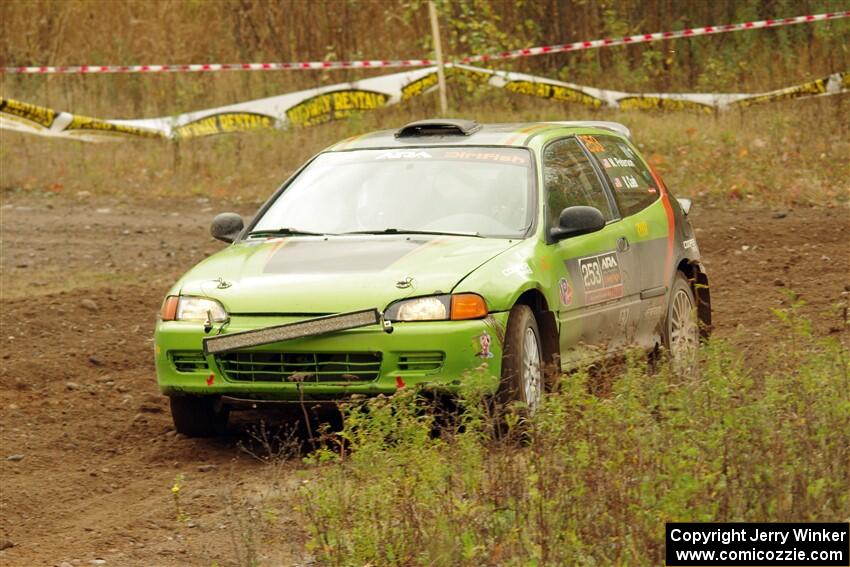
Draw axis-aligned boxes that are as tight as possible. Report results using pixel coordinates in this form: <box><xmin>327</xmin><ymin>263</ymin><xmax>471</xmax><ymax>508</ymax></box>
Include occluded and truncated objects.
<box><xmin>155</xmin><ymin>120</ymin><xmax>710</xmax><ymax>403</ymax></box>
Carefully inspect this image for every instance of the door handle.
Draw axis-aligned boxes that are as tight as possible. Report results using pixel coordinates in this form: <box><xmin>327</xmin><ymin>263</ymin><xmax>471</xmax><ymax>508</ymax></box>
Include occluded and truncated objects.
<box><xmin>617</xmin><ymin>236</ymin><xmax>629</xmax><ymax>252</ymax></box>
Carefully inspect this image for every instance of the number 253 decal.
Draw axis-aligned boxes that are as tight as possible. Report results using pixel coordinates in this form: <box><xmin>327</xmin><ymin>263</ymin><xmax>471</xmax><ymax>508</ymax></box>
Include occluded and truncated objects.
<box><xmin>578</xmin><ymin>251</ymin><xmax>624</xmax><ymax>304</ymax></box>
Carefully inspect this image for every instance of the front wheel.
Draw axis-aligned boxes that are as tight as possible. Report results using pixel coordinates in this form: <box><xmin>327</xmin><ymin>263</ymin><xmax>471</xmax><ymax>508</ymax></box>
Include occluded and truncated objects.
<box><xmin>498</xmin><ymin>305</ymin><xmax>544</xmax><ymax>414</ymax></box>
<box><xmin>664</xmin><ymin>272</ymin><xmax>700</xmax><ymax>373</ymax></box>
<box><xmin>169</xmin><ymin>395</ymin><xmax>230</xmax><ymax>437</ymax></box>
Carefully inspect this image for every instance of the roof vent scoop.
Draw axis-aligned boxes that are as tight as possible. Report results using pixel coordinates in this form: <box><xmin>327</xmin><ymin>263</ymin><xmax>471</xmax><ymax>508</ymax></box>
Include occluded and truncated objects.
<box><xmin>395</xmin><ymin>119</ymin><xmax>481</xmax><ymax>138</ymax></box>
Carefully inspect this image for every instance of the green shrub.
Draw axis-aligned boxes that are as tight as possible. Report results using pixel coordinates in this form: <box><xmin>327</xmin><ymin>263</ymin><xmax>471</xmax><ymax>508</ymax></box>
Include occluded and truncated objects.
<box><xmin>296</xmin><ymin>313</ymin><xmax>849</xmax><ymax>566</ymax></box>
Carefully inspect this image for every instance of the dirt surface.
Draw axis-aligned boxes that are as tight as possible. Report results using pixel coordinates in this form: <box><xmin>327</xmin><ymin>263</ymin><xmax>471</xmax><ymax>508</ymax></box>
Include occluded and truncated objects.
<box><xmin>1</xmin><ymin>193</ymin><xmax>848</xmax><ymax>567</ymax></box>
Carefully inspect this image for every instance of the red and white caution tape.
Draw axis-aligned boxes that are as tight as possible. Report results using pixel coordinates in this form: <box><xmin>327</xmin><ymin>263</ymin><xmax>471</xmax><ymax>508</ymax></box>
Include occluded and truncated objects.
<box><xmin>0</xmin><ymin>59</ymin><xmax>437</xmax><ymax>74</ymax></box>
<box><xmin>2</xmin><ymin>10</ymin><xmax>848</xmax><ymax>74</ymax></box>
<box><xmin>458</xmin><ymin>11</ymin><xmax>850</xmax><ymax>64</ymax></box>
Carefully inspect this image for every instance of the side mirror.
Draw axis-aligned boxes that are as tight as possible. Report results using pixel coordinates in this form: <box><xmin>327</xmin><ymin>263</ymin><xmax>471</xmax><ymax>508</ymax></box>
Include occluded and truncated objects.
<box><xmin>677</xmin><ymin>197</ymin><xmax>692</xmax><ymax>216</ymax></box>
<box><xmin>210</xmin><ymin>212</ymin><xmax>244</xmax><ymax>243</ymax></box>
<box><xmin>550</xmin><ymin>206</ymin><xmax>606</xmax><ymax>242</ymax></box>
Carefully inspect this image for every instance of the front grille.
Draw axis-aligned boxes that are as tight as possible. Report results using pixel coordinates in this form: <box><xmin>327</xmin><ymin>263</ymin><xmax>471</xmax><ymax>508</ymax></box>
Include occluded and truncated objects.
<box><xmin>397</xmin><ymin>352</ymin><xmax>445</xmax><ymax>372</ymax></box>
<box><xmin>171</xmin><ymin>351</ymin><xmax>209</xmax><ymax>373</ymax></box>
<box><xmin>216</xmin><ymin>352</ymin><xmax>382</xmax><ymax>383</ymax></box>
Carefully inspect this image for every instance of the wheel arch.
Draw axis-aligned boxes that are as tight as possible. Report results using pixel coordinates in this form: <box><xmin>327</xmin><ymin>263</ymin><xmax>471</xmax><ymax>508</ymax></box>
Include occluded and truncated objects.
<box><xmin>513</xmin><ymin>287</ymin><xmax>560</xmax><ymax>377</ymax></box>
<box><xmin>676</xmin><ymin>259</ymin><xmax>712</xmax><ymax>339</ymax></box>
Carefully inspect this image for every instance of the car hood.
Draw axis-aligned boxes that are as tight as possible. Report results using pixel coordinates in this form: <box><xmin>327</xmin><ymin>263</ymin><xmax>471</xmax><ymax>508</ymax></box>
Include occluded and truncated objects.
<box><xmin>178</xmin><ymin>235</ymin><xmax>522</xmax><ymax>314</ymax></box>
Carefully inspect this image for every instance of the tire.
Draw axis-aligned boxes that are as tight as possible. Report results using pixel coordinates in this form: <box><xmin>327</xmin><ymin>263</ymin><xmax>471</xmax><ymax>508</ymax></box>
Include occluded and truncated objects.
<box><xmin>498</xmin><ymin>304</ymin><xmax>544</xmax><ymax>414</ymax></box>
<box><xmin>169</xmin><ymin>395</ymin><xmax>230</xmax><ymax>437</ymax></box>
<box><xmin>663</xmin><ymin>272</ymin><xmax>700</xmax><ymax>373</ymax></box>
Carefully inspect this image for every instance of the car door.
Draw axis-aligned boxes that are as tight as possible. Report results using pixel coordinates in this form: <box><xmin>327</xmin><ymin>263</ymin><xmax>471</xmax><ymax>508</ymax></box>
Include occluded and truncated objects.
<box><xmin>583</xmin><ymin>134</ymin><xmax>667</xmax><ymax>349</ymax></box>
<box><xmin>542</xmin><ymin>136</ymin><xmax>638</xmax><ymax>368</ymax></box>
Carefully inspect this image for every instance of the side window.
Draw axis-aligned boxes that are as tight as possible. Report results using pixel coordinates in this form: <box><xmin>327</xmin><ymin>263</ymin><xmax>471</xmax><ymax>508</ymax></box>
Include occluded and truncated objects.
<box><xmin>542</xmin><ymin>137</ymin><xmax>614</xmax><ymax>229</ymax></box>
<box><xmin>580</xmin><ymin>134</ymin><xmax>659</xmax><ymax>217</ymax></box>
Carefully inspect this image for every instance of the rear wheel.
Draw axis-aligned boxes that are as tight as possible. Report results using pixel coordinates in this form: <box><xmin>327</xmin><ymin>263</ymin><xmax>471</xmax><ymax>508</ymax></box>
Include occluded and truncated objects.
<box><xmin>169</xmin><ymin>395</ymin><xmax>230</xmax><ymax>437</ymax></box>
<box><xmin>664</xmin><ymin>272</ymin><xmax>699</xmax><ymax>373</ymax></box>
<box><xmin>499</xmin><ymin>305</ymin><xmax>544</xmax><ymax>414</ymax></box>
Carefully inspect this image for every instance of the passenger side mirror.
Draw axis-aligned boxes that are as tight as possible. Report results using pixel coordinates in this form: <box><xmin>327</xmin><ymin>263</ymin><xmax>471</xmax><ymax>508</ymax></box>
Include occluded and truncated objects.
<box><xmin>550</xmin><ymin>206</ymin><xmax>606</xmax><ymax>242</ymax></box>
<box><xmin>210</xmin><ymin>212</ymin><xmax>244</xmax><ymax>243</ymax></box>
<box><xmin>677</xmin><ymin>198</ymin><xmax>692</xmax><ymax>216</ymax></box>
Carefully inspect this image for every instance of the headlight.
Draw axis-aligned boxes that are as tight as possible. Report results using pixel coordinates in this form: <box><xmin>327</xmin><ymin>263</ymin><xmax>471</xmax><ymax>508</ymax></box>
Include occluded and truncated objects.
<box><xmin>160</xmin><ymin>295</ymin><xmax>228</xmax><ymax>322</ymax></box>
<box><xmin>385</xmin><ymin>294</ymin><xmax>487</xmax><ymax>322</ymax></box>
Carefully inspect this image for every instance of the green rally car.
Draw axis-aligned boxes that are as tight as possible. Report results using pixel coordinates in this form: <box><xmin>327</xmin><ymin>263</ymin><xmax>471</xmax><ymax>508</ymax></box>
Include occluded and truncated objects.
<box><xmin>155</xmin><ymin>119</ymin><xmax>711</xmax><ymax>436</ymax></box>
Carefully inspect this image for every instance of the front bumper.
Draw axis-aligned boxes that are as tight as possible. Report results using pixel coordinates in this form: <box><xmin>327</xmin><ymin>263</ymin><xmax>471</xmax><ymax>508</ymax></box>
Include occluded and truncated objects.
<box><xmin>154</xmin><ymin>313</ymin><xmax>508</xmax><ymax>401</ymax></box>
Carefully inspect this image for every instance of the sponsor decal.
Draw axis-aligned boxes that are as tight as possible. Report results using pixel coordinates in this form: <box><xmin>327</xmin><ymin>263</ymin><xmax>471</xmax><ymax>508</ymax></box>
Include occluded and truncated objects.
<box><xmin>502</xmin><ymin>263</ymin><xmax>533</xmax><ymax>277</ymax></box>
<box><xmin>503</xmin><ymin>80</ymin><xmax>603</xmax><ymax>108</ymax></box>
<box><xmin>622</xmin><ymin>175</ymin><xmax>639</xmax><ymax>189</ymax></box>
<box><xmin>173</xmin><ymin>112</ymin><xmax>275</xmax><ymax>139</ymax></box>
<box><xmin>376</xmin><ymin>150</ymin><xmax>432</xmax><ymax>160</ymax></box>
<box><xmin>578</xmin><ymin>251</ymin><xmax>623</xmax><ymax>305</ymax></box>
<box><xmin>206</xmin><ymin>374</ymin><xmax>215</xmax><ymax>386</ymax></box>
<box><xmin>732</xmin><ymin>76</ymin><xmax>830</xmax><ymax>108</ymax></box>
<box><xmin>401</xmin><ymin>72</ymin><xmax>440</xmax><ymax>101</ymax></box>
<box><xmin>601</xmin><ymin>158</ymin><xmax>611</xmax><ymax>169</ymax></box>
<box><xmin>559</xmin><ymin>277</ymin><xmax>573</xmax><ymax>307</ymax></box>
<box><xmin>4</xmin><ymin>67</ymin><xmax>846</xmax><ymax>144</ymax></box>
<box><xmin>635</xmin><ymin>220</ymin><xmax>649</xmax><ymax>237</ymax></box>
<box><xmin>613</xmin><ymin>177</ymin><xmax>623</xmax><ymax>189</ymax></box>
<box><xmin>617</xmin><ymin>96</ymin><xmax>715</xmax><ymax>113</ymax></box>
<box><xmin>683</xmin><ymin>238</ymin><xmax>699</xmax><ymax>252</ymax></box>
<box><xmin>286</xmin><ymin>89</ymin><xmax>388</xmax><ymax>127</ymax></box>
<box><xmin>443</xmin><ymin>150</ymin><xmax>528</xmax><ymax>164</ymax></box>
<box><xmin>607</xmin><ymin>156</ymin><xmax>636</xmax><ymax>168</ymax></box>
<box><xmin>476</xmin><ymin>332</ymin><xmax>494</xmax><ymax>359</ymax></box>
<box><xmin>66</xmin><ymin>115</ymin><xmax>164</xmax><ymax>138</ymax></box>
<box><xmin>0</xmin><ymin>98</ymin><xmax>56</xmax><ymax>128</ymax></box>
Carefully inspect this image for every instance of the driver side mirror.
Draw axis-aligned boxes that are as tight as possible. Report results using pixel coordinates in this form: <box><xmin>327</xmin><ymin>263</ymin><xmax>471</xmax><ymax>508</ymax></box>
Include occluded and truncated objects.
<box><xmin>210</xmin><ymin>212</ymin><xmax>244</xmax><ymax>243</ymax></box>
<box><xmin>550</xmin><ymin>206</ymin><xmax>606</xmax><ymax>242</ymax></box>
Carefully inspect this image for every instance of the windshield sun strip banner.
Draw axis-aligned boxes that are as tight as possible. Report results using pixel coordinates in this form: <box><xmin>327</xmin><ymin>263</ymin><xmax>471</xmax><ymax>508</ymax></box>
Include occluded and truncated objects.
<box><xmin>1</xmin><ymin>67</ymin><xmax>846</xmax><ymax>142</ymax></box>
<box><xmin>3</xmin><ymin>11</ymin><xmax>847</xmax><ymax>75</ymax></box>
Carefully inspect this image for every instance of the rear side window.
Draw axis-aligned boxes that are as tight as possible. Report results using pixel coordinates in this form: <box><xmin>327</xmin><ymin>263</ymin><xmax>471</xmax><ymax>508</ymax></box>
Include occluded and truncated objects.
<box><xmin>580</xmin><ymin>134</ymin><xmax>659</xmax><ymax>217</ymax></box>
<box><xmin>542</xmin><ymin>137</ymin><xmax>614</xmax><ymax>228</ymax></box>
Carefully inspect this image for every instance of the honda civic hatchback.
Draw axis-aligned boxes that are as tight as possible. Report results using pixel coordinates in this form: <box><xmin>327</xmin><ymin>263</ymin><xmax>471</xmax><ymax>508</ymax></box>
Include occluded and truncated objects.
<box><xmin>155</xmin><ymin>119</ymin><xmax>711</xmax><ymax>436</ymax></box>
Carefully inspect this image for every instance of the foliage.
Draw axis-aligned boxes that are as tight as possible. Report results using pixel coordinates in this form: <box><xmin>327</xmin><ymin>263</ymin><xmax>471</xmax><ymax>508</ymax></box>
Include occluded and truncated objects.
<box><xmin>295</xmin><ymin>312</ymin><xmax>849</xmax><ymax>566</ymax></box>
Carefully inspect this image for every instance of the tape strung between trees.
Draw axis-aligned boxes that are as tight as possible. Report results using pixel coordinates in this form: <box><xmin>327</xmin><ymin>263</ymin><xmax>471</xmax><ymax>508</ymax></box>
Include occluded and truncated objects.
<box><xmin>0</xmin><ymin>65</ymin><xmax>846</xmax><ymax>143</ymax></box>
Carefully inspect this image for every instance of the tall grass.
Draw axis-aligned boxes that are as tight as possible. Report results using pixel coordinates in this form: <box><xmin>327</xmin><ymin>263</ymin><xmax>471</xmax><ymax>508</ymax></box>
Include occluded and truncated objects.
<box><xmin>294</xmin><ymin>308</ymin><xmax>849</xmax><ymax>566</ymax></box>
<box><xmin>2</xmin><ymin>94</ymin><xmax>848</xmax><ymax>207</ymax></box>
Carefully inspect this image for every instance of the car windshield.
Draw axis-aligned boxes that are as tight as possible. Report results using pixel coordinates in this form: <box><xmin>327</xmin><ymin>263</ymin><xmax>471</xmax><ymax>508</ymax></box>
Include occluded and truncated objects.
<box><xmin>251</xmin><ymin>147</ymin><xmax>535</xmax><ymax>239</ymax></box>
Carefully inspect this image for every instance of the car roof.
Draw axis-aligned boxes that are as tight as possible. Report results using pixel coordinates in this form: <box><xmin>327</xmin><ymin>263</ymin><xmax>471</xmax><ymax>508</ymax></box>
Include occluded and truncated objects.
<box><xmin>326</xmin><ymin>120</ymin><xmax>631</xmax><ymax>151</ymax></box>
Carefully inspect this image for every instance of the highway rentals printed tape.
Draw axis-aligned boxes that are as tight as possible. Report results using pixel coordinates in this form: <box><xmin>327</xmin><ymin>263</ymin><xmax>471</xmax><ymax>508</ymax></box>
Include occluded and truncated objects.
<box><xmin>2</xmin><ymin>11</ymin><xmax>847</xmax><ymax>75</ymax></box>
<box><xmin>1</xmin><ymin>66</ymin><xmax>847</xmax><ymax>142</ymax></box>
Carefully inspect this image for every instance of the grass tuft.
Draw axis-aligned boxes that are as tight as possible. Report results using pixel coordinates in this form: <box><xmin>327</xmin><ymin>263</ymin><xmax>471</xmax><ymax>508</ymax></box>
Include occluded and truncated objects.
<box><xmin>294</xmin><ymin>310</ymin><xmax>849</xmax><ymax>566</ymax></box>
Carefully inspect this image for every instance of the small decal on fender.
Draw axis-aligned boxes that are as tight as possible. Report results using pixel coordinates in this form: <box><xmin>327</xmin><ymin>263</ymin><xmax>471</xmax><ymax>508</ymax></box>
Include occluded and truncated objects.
<box><xmin>476</xmin><ymin>332</ymin><xmax>495</xmax><ymax>359</ymax></box>
<box><xmin>559</xmin><ymin>278</ymin><xmax>573</xmax><ymax>306</ymax></box>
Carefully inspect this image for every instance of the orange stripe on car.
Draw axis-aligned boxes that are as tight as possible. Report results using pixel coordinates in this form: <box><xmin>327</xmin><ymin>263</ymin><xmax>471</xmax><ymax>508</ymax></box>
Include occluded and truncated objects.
<box><xmin>649</xmin><ymin>164</ymin><xmax>675</xmax><ymax>283</ymax></box>
<box><xmin>504</xmin><ymin>124</ymin><xmax>551</xmax><ymax>146</ymax></box>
